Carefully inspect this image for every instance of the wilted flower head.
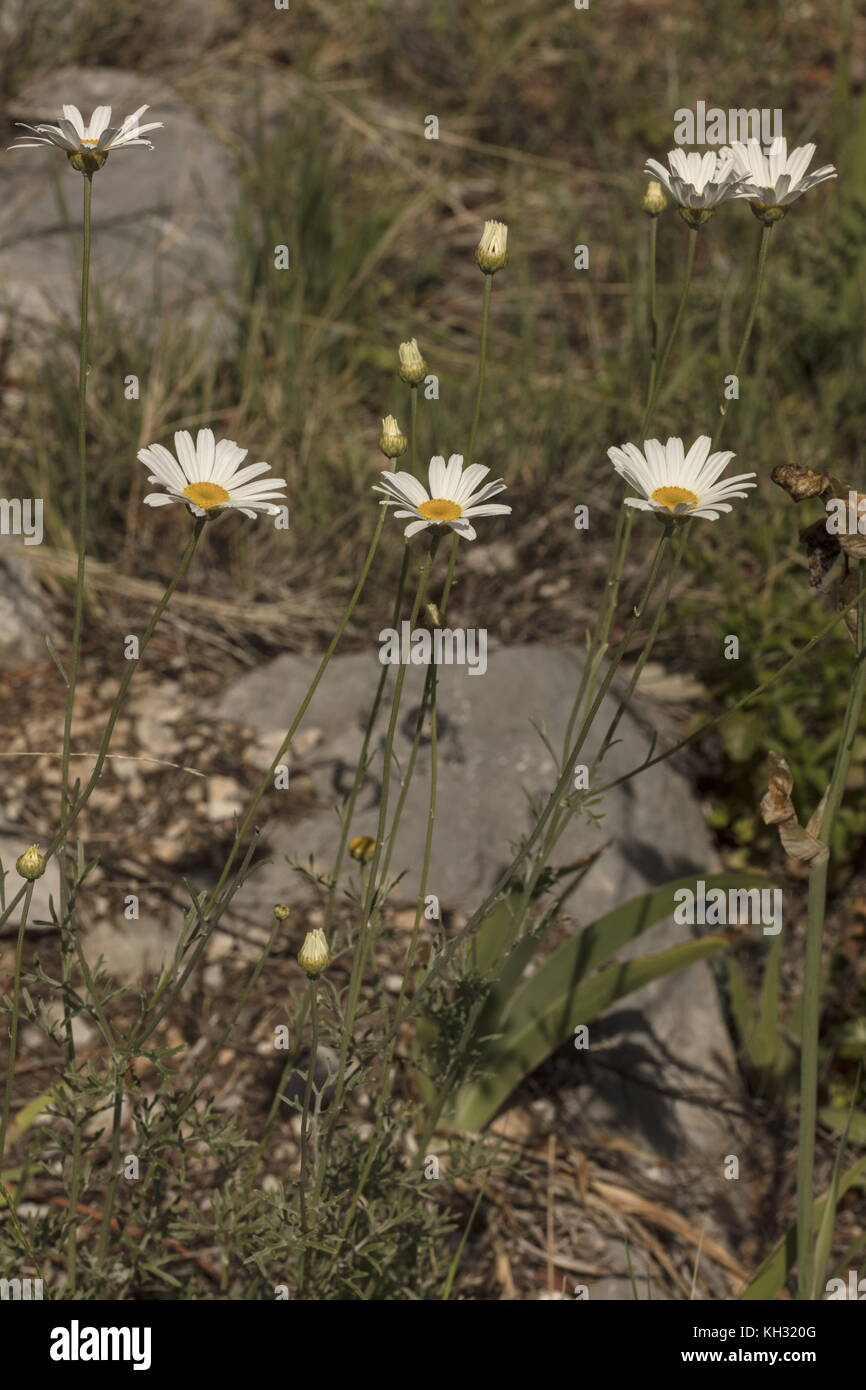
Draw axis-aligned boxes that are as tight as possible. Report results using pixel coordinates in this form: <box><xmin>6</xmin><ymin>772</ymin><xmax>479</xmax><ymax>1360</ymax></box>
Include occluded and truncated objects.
<box><xmin>16</xmin><ymin>844</ymin><xmax>46</xmax><ymax>881</ymax></box>
<box><xmin>139</xmin><ymin>428</ymin><xmax>287</xmax><ymax>520</ymax></box>
<box><xmin>640</xmin><ymin>180</ymin><xmax>669</xmax><ymax>217</ymax></box>
<box><xmin>398</xmin><ymin>338</ymin><xmax>427</xmax><ymax>385</ymax></box>
<box><xmin>378</xmin><ymin>415</ymin><xmax>408</xmax><ymax>460</ymax></box>
<box><xmin>722</xmin><ymin>137</ymin><xmax>837</xmax><ymax>222</ymax></box>
<box><xmin>298</xmin><ymin>928</ymin><xmax>331</xmax><ymax>976</ymax></box>
<box><xmin>475</xmin><ymin>219</ymin><xmax>508</xmax><ymax>273</ymax></box>
<box><xmin>608</xmin><ymin>435</ymin><xmax>756</xmax><ymax>521</ymax></box>
<box><xmin>374</xmin><ymin>453</ymin><xmax>511</xmax><ymax>541</ymax></box>
<box><xmin>10</xmin><ymin>104</ymin><xmax>162</xmax><ymax>172</ymax></box>
<box><xmin>643</xmin><ymin>150</ymin><xmax>743</xmax><ymax>226</ymax></box>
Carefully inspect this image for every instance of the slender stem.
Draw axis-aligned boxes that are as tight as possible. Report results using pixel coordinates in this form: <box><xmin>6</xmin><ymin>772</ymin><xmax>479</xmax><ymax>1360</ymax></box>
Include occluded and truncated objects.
<box><xmin>798</xmin><ymin>571</ymin><xmax>866</xmax><ymax>1299</ymax></box>
<box><xmin>322</xmin><ymin>543</ymin><xmax>411</xmax><ymax>941</ymax></box>
<box><xmin>326</xmin><ymin>536</ymin><xmax>459</xmax><ymax>1266</ymax></box>
<box><xmin>640</xmin><ymin>226</ymin><xmax>697</xmax><ymax>438</ymax></box>
<box><xmin>0</xmin><ymin>882</ymin><xmax>34</xmax><ymax>1163</ymax></box>
<box><xmin>316</xmin><ymin>536</ymin><xmax>438</xmax><ymax>1192</ymax></box>
<box><xmin>298</xmin><ymin>975</ymin><xmax>319</xmax><ymax>1296</ymax></box>
<box><xmin>645</xmin><ymin>215</ymin><xmax>660</xmax><ymax>412</ymax></box>
<box><xmin>591</xmin><ymin>523</ymin><xmax>688</xmax><ymax>771</ymax></box>
<box><xmin>59</xmin><ymin>172</ymin><xmax>93</xmax><ymax>824</ymax></box>
<box><xmin>409</xmin><ymin>387</ymin><xmax>418</xmax><ymax>474</ymax></box>
<box><xmin>57</xmin><ymin>173</ymin><xmax>93</xmax><ymax>1094</ymax></box>
<box><xmin>466</xmin><ymin>275</ymin><xmax>493</xmax><ymax>470</ymax></box>
<box><xmin>717</xmin><ymin>223</ymin><xmax>773</xmax><ymax>445</ymax></box>
<box><xmin>561</xmin><ymin>505</ymin><xmax>633</xmax><ymax>763</ymax></box>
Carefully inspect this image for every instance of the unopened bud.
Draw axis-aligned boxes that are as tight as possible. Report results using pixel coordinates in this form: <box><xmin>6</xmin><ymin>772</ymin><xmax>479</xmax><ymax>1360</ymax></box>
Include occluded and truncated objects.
<box><xmin>640</xmin><ymin>180</ymin><xmax>668</xmax><ymax>217</ymax></box>
<box><xmin>379</xmin><ymin>415</ymin><xmax>408</xmax><ymax>459</ymax></box>
<box><xmin>16</xmin><ymin>844</ymin><xmax>46</xmax><ymax>881</ymax></box>
<box><xmin>298</xmin><ymin>928</ymin><xmax>331</xmax><ymax>976</ymax></box>
<box><xmin>273</xmin><ymin>903</ymin><xmax>291</xmax><ymax>921</ymax></box>
<box><xmin>475</xmin><ymin>219</ymin><xmax>508</xmax><ymax>273</ymax></box>
<box><xmin>398</xmin><ymin>338</ymin><xmax>427</xmax><ymax>385</ymax></box>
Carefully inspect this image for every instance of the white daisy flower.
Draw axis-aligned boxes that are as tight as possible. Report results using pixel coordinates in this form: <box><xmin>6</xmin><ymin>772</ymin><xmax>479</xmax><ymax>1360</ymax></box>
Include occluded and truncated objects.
<box><xmin>643</xmin><ymin>150</ymin><xmax>744</xmax><ymax>221</ymax></box>
<box><xmin>723</xmin><ymin>137</ymin><xmax>836</xmax><ymax>209</ymax></box>
<box><xmin>373</xmin><ymin>454</ymin><xmax>511</xmax><ymax>541</ymax></box>
<box><xmin>608</xmin><ymin>436</ymin><xmax>757</xmax><ymax>521</ymax></box>
<box><xmin>140</xmin><ymin>429</ymin><xmax>287</xmax><ymax>520</ymax></box>
<box><xmin>10</xmin><ymin>104</ymin><xmax>162</xmax><ymax>162</ymax></box>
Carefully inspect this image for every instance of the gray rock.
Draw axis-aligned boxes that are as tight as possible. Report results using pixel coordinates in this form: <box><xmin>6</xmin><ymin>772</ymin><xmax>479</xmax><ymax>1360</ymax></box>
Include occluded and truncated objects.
<box><xmin>216</xmin><ymin>643</ymin><xmax>744</xmax><ymax>1209</ymax></box>
<box><xmin>2</xmin><ymin>66</ymin><xmax>235</xmax><ymax>350</ymax></box>
<box><xmin>218</xmin><ymin>643</ymin><xmax>713</xmax><ymax>912</ymax></box>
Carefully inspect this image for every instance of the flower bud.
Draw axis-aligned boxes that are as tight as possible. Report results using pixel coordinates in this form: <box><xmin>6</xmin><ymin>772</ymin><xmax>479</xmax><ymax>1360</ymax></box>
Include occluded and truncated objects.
<box><xmin>298</xmin><ymin>928</ymin><xmax>331</xmax><ymax>976</ymax></box>
<box><xmin>640</xmin><ymin>180</ymin><xmax>668</xmax><ymax>217</ymax></box>
<box><xmin>398</xmin><ymin>338</ymin><xmax>427</xmax><ymax>385</ymax></box>
<box><xmin>16</xmin><ymin>844</ymin><xmax>46</xmax><ymax>881</ymax></box>
<box><xmin>475</xmin><ymin>219</ymin><xmax>508</xmax><ymax>274</ymax></box>
<box><xmin>273</xmin><ymin>903</ymin><xmax>291</xmax><ymax>921</ymax></box>
<box><xmin>378</xmin><ymin>415</ymin><xmax>408</xmax><ymax>459</ymax></box>
<box><xmin>348</xmin><ymin>835</ymin><xmax>377</xmax><ymax>864</ymax></box>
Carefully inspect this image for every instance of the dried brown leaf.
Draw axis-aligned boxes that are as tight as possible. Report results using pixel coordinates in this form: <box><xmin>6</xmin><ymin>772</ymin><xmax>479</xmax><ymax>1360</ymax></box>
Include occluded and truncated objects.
<box><xmin>771</xmin><ymin>465</ymin><xmax>839</xmax><ymax>502</ymax></box>
<box><xmin>759</xmin><ymin>751</ymin><xmax>829</xmax><ymax>863</ymax></box>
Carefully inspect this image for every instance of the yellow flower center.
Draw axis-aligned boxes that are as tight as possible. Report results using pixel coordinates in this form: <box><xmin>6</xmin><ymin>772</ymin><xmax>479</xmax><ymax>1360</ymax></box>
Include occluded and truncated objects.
<box><xmin>183</xmin><ymin>481</ymin><xmax>231</xmax><ymax>510</ymax></box>
<box><xmin>651</xmin><ymin>485</ymin><xmax>698</xmax><ymax>512</ymax></box>
<box><xmin>418</xmin><ymin>498</ymin><xmax>462</xmax><ymax>522</ymax></box>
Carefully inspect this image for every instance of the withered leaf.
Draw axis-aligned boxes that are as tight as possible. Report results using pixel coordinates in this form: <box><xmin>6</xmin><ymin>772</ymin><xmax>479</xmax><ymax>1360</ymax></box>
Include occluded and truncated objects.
<box><xmin>771</xmin><ymin>464</ymin><xmax>840</xmax><ymax>502</ymax></box>
<box><xmin>759</xmin><ymin>750</ymin><xmax>795</xmax><ymax>825</ymax></box>
<box><xmin>802</xmin><ymin>517</ymin><xmax>841</xmax><ymax>589</ymax></box>
<box><xmin>759</xmin><ymin>751</ymin><xmax>829</xmax><ymax>863</ymax></box>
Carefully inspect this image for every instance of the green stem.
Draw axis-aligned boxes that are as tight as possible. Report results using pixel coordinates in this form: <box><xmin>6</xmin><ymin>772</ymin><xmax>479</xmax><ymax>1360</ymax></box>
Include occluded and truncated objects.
<box><xmin>640</xmin><ymin>226</ymin><xmax>697</xmax><ymax>437</ymax></box>
<box><xmin>298</xmin><ymin>975</ymin><xmax>319</xmax><ymax>1296</ymax></box>
<box><xmin>59</xmin><ymin>172</ymin><xmax>93</xmax><ymax>824</ymax></box>
<box><xmin>315</xmin><ymin>535</ymin><xmax>438</xmax><ymax>1194</ymax></box>
<box><xmin>645</xmin><ymin>215</ymin><xmax>660</xmax><ymax>413</ymax></box>
<box><xmin>561</xmin><ymin>505</ymin><xmax>633</xmax><ymax>764</ymax></box>
<box><xmin>591</xmin><ymin>523</ymin><xmax>688</xmax><ymax>771</ymax></box>
<box><xmin>57</xmin><ymin>173</ymin><xmax>92</xmax><ymax>1099</ymax></box>
<box><xmin>409</xmin><ymin>387</ymin><xmax>418</xmax><ymax>474</ymax></box>
<box><xmin>798</xmin><ymin>571</ymin><xmax>866</xmax><ymax>1299</ymax></box>
<box><xmin>466</xmin><ymin>275</ymin><xmax>493</xmax><ymax>469</ymax></box>
<box><xmin>322</xmin><ymin>543</ymin><xmax>411</xmax><ymax>941</ymax></box>
<box><xmin>717</xmin><ymin>223</ymin><xmax>773</xmax><ymax>445</ymax></box>
<box><xmin>328</xmin><ymin>537</ymin><xmax>459</xmax><ymax>1263</ymax></box>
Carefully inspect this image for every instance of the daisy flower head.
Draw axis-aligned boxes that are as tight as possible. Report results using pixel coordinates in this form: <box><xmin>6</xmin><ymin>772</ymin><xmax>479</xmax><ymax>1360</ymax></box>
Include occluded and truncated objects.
<box><xmin>139</xmin><ymin>429</ymin><xmax>287</xmax><ymax>521</ymax></box>
<box><xmin>373</xmin><ymin>454</ymin><xmax>511</xmax><ymax>541</ymax></box>
<box><xmin>723</xmin><ymin>137</ymin><xmax>836</xmax><ymax>223</ymax></box>
<box><xmin>608</xmin><ymin>436</ymin><xmax>757</xmax><ymax>522</ymax></box>
<box><xmin>643</xmin><ymin>149</ymin><xmax>744</xmax><ymax>227</ymax></box>
<box><xmin>10</xmin><ymin>104</ymin><xmax>162</xmax><ymax>173</ymax></box>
